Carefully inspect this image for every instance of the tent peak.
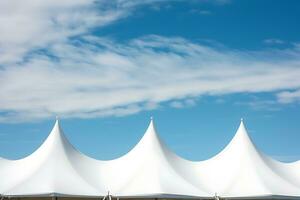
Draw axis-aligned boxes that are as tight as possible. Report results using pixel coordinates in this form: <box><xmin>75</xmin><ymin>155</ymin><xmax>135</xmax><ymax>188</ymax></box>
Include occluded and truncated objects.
<box><xmin>236</xmin><ymin>118</ymin><xmax>248</xmax><ymax>138</ymax></box>
<box><xmin>48</xmin><ymin>118</ymin><xmax>64</xmax><ymax>143</ymax></box>
<box><xmin>131</xmin><ymin>117</ymin><xmax>170</xmax><ymax>154</ymax></box>
<box><xmin>224</xmin><ymin>119</ymin><xmax>262</xmax><ymax>156</ymax></box>
<box><xmin>214</xmin><ymin>119</ymin><xmax>255</xmax><ymax>156</ymax></box>
<box><xmin>147</xmin><ymin>115</ymin><xmax>157</xmax><ymax>128</ymax></box>
<box><xmin>239</xmin><ymin>118</ymin><xmax>247</xmax><ymax>130</ymax></box>
<box><xmin>147</xmin><ymin>117</ymin><xmax>156</xmax><ymax>134</ymax></box>
<box><xmin>53</xmin><ymin>117</ymin><xmax>62</xmax><ymax>131</ymax></box>
<box><xmin>54</xmin><ymin>116</ymin><xmax>62</xmax><ymax>130</ymax></box>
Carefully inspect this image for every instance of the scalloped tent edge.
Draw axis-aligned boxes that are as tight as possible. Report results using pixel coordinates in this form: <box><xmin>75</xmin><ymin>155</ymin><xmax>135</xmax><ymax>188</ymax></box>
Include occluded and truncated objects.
<box><xmin>0</xmin><ymin>119</ymin><xmax>300</xmax><ymax>199</ymax></box>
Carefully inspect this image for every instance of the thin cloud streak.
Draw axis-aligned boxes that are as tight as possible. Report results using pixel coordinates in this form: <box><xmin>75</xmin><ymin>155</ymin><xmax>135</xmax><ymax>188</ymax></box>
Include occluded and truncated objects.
<box><xmin>1</xmin><ymin>35</ymin><xmax>300</xmax><ymax>122</ymax></box>
<box><xmin>0</xmin><ymin>0</ymin><xmax>227</xmax><ymax>65</ymax></box>
<box><xmin>0</xmin><ymin>0</ymin><xmax>182</xmax><ymax>65</ymax></box>
<box><xmin>277</xmin><ymin>90</ymin><xmax>300</xmax><ymax>104</ymax></box>
<box><xmin>1</xmin><ymin>0</ymin><xmax>300</xmax><ymax>123</ymax></box>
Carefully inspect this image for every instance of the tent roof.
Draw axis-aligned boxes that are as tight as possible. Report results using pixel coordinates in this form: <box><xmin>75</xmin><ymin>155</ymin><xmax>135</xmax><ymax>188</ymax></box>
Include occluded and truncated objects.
<box><xmin>114</xmin><ymin>119</ymin><xmax>209</xmax><ymax>197</ymax></box>
<box><xmin>1</xmin><ymin>118</ymin><xmax>300</xmax><ymax>198</ymax></box>
<box><xmin>193</xmin><ymin>120</ymin><xmax>300</xmax><ymax>197</ymax></box>
<box><xmin>2</xmin><ymin>120</ymin><xmax>103</xmax><ymax>197</ymax></box>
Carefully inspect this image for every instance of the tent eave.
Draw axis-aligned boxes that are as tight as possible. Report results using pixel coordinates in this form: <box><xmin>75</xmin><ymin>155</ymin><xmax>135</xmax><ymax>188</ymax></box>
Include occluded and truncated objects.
<box><xmin>222</xmin><ymin>195</ymin><xmax>300</xmax><ymax>200</ymax></box>
<box><xmin>1</xmin><ymin>193</ymin><xmax>104</xmax><ymax>198</ymax></box>
<box><xmin>115</xmin><ymin>193</ymin><xmax>212</xmax><ymax>199</ymax></box>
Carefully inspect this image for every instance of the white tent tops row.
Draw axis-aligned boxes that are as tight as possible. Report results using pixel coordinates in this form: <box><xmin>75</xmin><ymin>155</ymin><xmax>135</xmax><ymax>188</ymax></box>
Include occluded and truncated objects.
<box><xmin>1</xmin><ymin>119</ymin><xmax>300</xmax><ymax>199</ymax></box>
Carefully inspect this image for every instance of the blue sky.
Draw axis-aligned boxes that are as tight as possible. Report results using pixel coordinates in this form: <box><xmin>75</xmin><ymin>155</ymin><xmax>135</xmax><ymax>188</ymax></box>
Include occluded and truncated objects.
<box><xmin>0</xmin><ymin>0</ymin><xmax>300</xmax><ymax>161</ymax></box>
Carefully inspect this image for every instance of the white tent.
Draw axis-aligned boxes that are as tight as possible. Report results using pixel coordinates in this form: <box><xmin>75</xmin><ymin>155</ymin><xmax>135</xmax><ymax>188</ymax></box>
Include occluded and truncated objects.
<box><xmin>0</xmin><ymin>120</ymin><xmax>102</xmax><ymax>197</ymax></box>
<box><xmin>191</xmin><ymin>120</ymin><xmax>300</xmax><ymax>198</ymax></box>
<box><xmin>1</xmin><ymin>118</ymin><xmax>300</xmax><ymax>199</ymax></box>
<box><xmin>111</xmin><ymin>119</ymin><xmax>209</xmax><ymax>198</ymax></box>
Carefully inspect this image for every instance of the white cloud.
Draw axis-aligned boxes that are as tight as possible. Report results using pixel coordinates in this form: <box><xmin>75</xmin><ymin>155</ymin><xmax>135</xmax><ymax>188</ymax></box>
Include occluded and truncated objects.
<box><xmin>170</xmin><ymin>99</ymin><xmax>197</xmax><ymax>108</ymax></box>
<box><xmin>1</xmin><ymin>0</ymin><xmax>300</xmax><ymax>122</ymax></box>
<box><xmin>0</xmin><ymin>0</ymin><xmax>229</xmax><ymax>65</ymax></box>
<box><xmin>0</xmin><ymin>0</ymin><xmax>182</xmax><ymax>65</ymax></box>
<box><xmin>277</xmin><ymin>90</ymin><xmax>300</xmax><ymax>104</ymax></box>
<box><xmin>264</xmin><ymin>38</ymin><xmax>285</xmax><ymax>45</ymax></box>
<box><xmin>235</xmin><ymin>99</ymin><xmax>279</xmax><ymax>111</ymax></box>
<box><xmin>1</xmin><ymin>35</ymin><xmax>300</xmax><ymax>122</ymax></box>
<box><xmin>190</xmin><ymin>9</ymin><xmax>212</xmax><ymax>15</ymax></box>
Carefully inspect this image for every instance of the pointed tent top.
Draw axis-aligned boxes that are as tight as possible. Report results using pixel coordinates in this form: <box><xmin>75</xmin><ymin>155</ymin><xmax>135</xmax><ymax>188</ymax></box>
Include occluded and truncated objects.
<box><xmin>53</xmin><ymin>116</ymin><xmax>62</xmax><ymax>132</ymax></box>
<box><xmin>126</xmin><ymin>117</ymin><xmax>173</xmax><ymax>157</ymax></box>
<box><xmin>53</xmin><ymin>117</ymin><xmax>62</xmax><ymax>134</ymax></box>
<box><xmin>233</xmin><ymin>118</ymin><xmax>251</xmax><ymax>143</ymax></box>
<box><xmin>212</xmin><ymin>118</ymin><xmax>260</xmax><ymax>159</ymax></box>
<box><xmin>29</xmin><ymin>117</ymin><xmax>78</xmax><ymax>158</ymax></box>
<box><xmin>55</xmin><ymin>117</ymin><xmax>59</xmax><ymax>124</ymax></box>
<box><xmin>44</xmin><ymin>118</ymin><xmax>65</xmax><ymax>147</ymax></box>
<box><xmin>145</xmin><ymin>117</ymin><xmax>157</xmax><ymax>137</ymax></box>
<box><xmin>220</xmin><ymin>118</ymin><xmax>267</xmax><ymax>161</ymax></box>
<box><xmin>149</xmin><ymin>116</ymin><xmax>155</xmax><ymax>126</ymax></box>
<box><xmin>237</xmin><ymin>118</ymin><xmax>248</xmax><ymax>137</ymax></box>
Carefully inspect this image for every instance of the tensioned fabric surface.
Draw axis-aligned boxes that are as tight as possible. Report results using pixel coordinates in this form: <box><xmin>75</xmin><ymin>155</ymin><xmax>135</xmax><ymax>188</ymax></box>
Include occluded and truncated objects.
<box><xmin>1</xmin><ymin>119</ymin><xmax>300</xmax><ymax>199</ymax></box>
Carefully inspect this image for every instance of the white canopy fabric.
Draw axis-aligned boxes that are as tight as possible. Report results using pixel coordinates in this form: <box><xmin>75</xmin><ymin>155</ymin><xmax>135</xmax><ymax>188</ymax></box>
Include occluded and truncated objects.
<box><xmin>192</xmin><ymin>120</ymin><xmax>300</xmax><ymax>198</ymax></box>
<box><xmin>0</xmin><ymin>119</ymin><xmax>300</xmax><ymax>199</ymax></box>
<box><xmin>0</xmin><ymin>120</ymin><xmax>102</xmax><ymax>197</ymax></box>
<box><xmin>111</xmin><ymin>119</ymin><xmax>208</xmax><ymax>198</ymax></box>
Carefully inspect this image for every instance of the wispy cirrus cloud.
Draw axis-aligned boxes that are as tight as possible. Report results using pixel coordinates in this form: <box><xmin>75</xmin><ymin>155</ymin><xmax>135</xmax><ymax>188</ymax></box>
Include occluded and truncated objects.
<box><xmin>190</xmin><ymin>9</ymin><xmax>213</xmax><ymax>15</ymax></box>
<box><xmin>0</xmin><ymin>0</ymin><xmax>185</xmax><ymax>65</ymax></box>
<box><xmin>1</xmin><ymin>0</ymin><xmax>300</xmax><ymax>123</ymax></box>
<box><xmin>264</xmin><ymin>38</ymin><xmax>286</xmax><ymax>45</ymax></box>
<box><xmin>277</xmin><ymin>90</ymin><xmax>300</xmax><ymax>104</ymax></box>
<box><xmin>0</xmin><ymin>0</ymin><xmax>228</xmax><ymax>65</ymax></box>
<box><xmin>1</xmin><ymin>35</ymin><xmax>300</xmax><ymax>122</ymax></box>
